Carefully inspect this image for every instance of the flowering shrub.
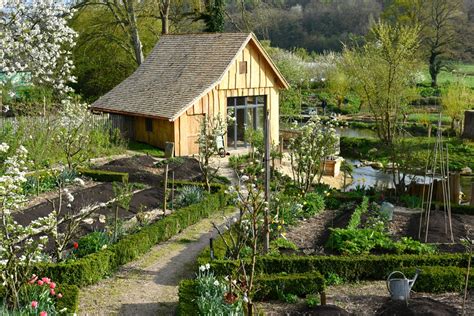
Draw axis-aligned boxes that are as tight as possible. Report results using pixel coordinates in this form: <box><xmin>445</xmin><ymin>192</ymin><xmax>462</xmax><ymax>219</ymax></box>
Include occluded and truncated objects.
<box><xmin>0</xmin><ymin>144</ymin><xmax>56</xmax><ymax>308</ymax></box>
<box><xmin>288</xmin><ymin>116</ymin><xmax>339</xmax><ymax>195</ymax></box>
<box><xmin>195</xmin><ymin>264</ymin><xmax>243</xmax><ymax>316</ymax></box>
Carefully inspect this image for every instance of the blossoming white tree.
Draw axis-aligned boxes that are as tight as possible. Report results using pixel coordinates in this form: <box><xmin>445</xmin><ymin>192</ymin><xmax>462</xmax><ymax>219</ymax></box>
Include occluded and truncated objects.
<box><xmin>0</xmin><ymin>0</ymin><xmax>78</xmax><ymax>101</ymax></box>
<box><xmin>0</xmin><ymin>143</ymin><xmax>56</xmax><ymax>309</ymax></box>
<box><xmin>288</xmin><ymin>116</ymin><xmax>339</xmax><ymax>195</ymax></box>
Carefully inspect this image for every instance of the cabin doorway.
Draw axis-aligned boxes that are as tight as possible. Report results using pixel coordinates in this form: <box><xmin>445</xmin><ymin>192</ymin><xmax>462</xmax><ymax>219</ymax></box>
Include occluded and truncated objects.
<box><xmin>227</xmin><ymin>96</ymin><xmax>266</xmax><ymax>149</ymax></box>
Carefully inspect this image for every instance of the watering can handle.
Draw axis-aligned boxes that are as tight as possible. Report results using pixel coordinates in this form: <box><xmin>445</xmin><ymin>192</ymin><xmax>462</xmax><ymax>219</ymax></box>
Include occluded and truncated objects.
<box><xmin>386</xmin><ymin>271</ymin><xmax>406</xmax><ymax>295</ymax></box>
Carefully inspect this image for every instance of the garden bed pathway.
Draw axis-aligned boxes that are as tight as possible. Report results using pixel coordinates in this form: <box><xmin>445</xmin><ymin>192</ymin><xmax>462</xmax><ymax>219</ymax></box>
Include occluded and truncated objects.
<box><xmin>78</xmin><ymin>207</ymin><xmax>236</xmax><ymax>315</ymax></box>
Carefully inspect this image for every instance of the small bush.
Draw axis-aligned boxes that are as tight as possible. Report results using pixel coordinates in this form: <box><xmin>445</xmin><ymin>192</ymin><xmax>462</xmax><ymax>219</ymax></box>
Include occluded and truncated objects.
<box><xmin>75</xmin><ymin>231</ymin><xmax>110</xmax><ymax>258</ymax></box>
<box><xmin>254</xmin><ymin>272</ymin><xmax>325</xmax><ymax>301</ymax></box>
<box><xmin>401</xmin><ymin>266</ymin><xmax>473</xmax><ymax>293</ymax></box>
<box><xmin>302</xmin><ymin>192</ymin><xmax>325</xmax><ymax>217</ymax></box>
<box><xmin>306</xmin><ymin>294</ymin><xmax>320</xmax><ymax>308</ymax></box>
<box><xmin>175</xmin><ymin>185</ymin><xmax>205</xmax><ymax>208</ymax></box>
<box><xmin>78</xmin><ymin>168</ymin><xmax>128</xmax><ymax>183</ymax></box>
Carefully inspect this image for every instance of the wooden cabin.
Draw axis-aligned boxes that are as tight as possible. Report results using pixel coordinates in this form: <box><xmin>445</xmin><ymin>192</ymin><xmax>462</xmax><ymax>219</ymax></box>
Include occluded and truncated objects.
<box><xmin>91</xmin><ymin>33</ymin><xmax>289</xmax><ymax>156</ymax></box>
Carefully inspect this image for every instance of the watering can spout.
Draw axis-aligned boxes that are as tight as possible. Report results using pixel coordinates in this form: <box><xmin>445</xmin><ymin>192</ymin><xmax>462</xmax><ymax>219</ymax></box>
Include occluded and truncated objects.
<box><xmin>408</xmin><ymin>269</ymin><xmax>421</xmax><ymax>290</ymax></box>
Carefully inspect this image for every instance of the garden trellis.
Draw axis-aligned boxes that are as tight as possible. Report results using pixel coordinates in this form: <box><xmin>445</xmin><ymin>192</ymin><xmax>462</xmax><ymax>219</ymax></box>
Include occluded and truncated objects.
<box><xmin>419</xmin><ymin>114</ymin><xmax>454</xmax><ymax>243</ymax></box>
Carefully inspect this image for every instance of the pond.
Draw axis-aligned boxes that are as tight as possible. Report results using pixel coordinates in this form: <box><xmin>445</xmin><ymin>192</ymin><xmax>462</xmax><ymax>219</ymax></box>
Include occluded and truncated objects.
<box><xmin>335</xmin><ymin>127</ymin><xmax>377</xmax><ymax>139</ymax></box>
<box><xmin>346</xmin><ymin>159</ymin><xmax>473</xmax><ymax>202</ymax></box>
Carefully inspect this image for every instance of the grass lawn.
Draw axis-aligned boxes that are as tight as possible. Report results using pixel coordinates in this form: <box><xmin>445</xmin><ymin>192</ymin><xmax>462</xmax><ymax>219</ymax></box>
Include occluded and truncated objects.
<box><xmin>128</xmin><ymin>141</ymin><xmax>165</xmax><ymax>157</ymax></box>
<box><xmin>406</xmin><ymin>113</ymin><xmax>452</xmax><ymax>125</ymax></box>
<box><xmin>422</xmin><ymin>63</ymin><xmax>474</xmax><ymax>88</ymax></box>
<box><xmin>341</xmin><ymin>136</ymin><xmax>474</xmax><ymax>171</ymax></box>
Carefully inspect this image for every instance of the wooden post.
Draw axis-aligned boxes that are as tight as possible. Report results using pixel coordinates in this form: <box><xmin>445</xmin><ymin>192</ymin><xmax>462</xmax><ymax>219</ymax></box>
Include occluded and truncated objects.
<box><xmin>470</xmin><ymin>183</ymin><xmax>474</xmax><ymax>206</ymax></box>
<box><xmin>264</xmin><ymin>96</ymin><xmax>270</xmax><ymax>254</ymax></box>
<box><xmin>449</xmin><ymin>172</ymin><xmax>460</xmax><ymax>205</ymax></box>
<box><xmin>163</xmin><ymin>164</ymin><xmax>169</xmax><ymax>216</ymax></box>
<box><xmin>171</xmin><ymin>171</ymin><xmax>175</xmax><ymax>211</ymax></box>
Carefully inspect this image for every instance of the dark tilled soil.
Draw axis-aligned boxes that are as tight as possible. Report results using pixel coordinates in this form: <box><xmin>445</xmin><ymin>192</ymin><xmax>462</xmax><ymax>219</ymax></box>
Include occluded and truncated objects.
<box><xmin>260</xmin><ymin>302</ymin><xmax>350</xmax><ymax>316</ymax></box>
<box><xmin>286</xmin><ymin>208</ymin><xmax>354</xmax><ymax>254</ymax></box>
<box><xmin>376</xmin><ymin>297</ymin><xmax>458</xmax><ymax>316</ymax></box>
<box><xmin>406</xmin><ymin>210</ymin><xmax>474</xmax><ymax>244</ymax></box>
<box><xmin>97</xmin><ymin>155</ymin><xmax>204</xmax><ymax>186</ymax></box>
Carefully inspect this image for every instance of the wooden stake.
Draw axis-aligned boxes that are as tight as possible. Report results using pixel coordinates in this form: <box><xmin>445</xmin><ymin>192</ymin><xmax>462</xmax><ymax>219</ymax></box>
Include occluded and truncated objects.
<box><xmin>171</xmin><ymin>171</ymin><xmax>175</xmax><ymax>212</ymax></box>
<box><xmin>163</xmin><ymin>163</ymin><xmax>169</xmax><ymax>216</ymax></box>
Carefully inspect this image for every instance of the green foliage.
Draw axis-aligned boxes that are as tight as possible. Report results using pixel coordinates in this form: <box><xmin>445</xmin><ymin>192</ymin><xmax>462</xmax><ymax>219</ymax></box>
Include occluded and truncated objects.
<box><xmin>347</xmin><ymin>196</ymin><xmax>369</xmax><ymax>230</ymax></box>
<box><xmin>56</xmin><ymin>284</ymin><xmax>79</xmax><ymax>313</ymax></box>
<box><xmin>270</xmin><ymin>238</ymin><xmax>299</xmax><ymax>252</ymax></box>
<box><xmin>306</xmin><ymin>294</ymin><xmax>320</xmax><ymax>308</ymax></box>
<box><xmin>203</xmin><ymin>253</ymin><xmax>471</xmax><ymax>283</ymax></box>
<box><xmin>399</xmin><ymin>195</ymin><xmax>422</xmax><ymax>208</ymax></box>
<box><xmin>75</xmin><ymin>232</ymin><xmax>110</xmax><ymax>258</ymax></box>
<box><xmin>175</xmin><ymin>186</ymin><xmax>205</xmax><ymax>208</ymax></box>
<box><xmin>280</xmin><ymin>293</ymin><xmax>298</xmax><ymax>304</ymax></box>
<box><xmin>325</xmin><ymin>272</ymin><xmax>344</xmax><ymax>286</ymax></box>
<box><xmin>195</xmin><ymin>268</ymin><xmax>243</xmax><ymax>315</ymax></box>
<box><xmin>78</xmin><ymin>168</ymin><xmax>128</xmax><ymax>183</ymax></box>
<box><xmin>326</xmin><ymin>228</ymin><xmax>394</xmax><ymax>255</ymax></box>
<box><xmin>33</xmin><ymin>184</ymin><xmax>227</xmax><ymax>287</ymax></box>
<box><xmin>401</xmin><ymin>266</ymin><xmax>473</xmax><ymax>293</ymax></box>
<box><xmin>394</xmin><ymin>237</ymin><xmax>437</xmax><ymax>255</ymax></box>
<box><xmin>302</xmin><ymin>193</ymin><xmax>325</xmax><ymax>217</ymax></box>
<box><xmin>253</xmin><ymin>272</ymin><xmax>325</xmax><ymax>301</ymax></box>
<box><xmin>128</xmin><ymin>141</ymin><xmax>165</xmax><ymax>158</ymax></box>
<box><xmin>177</xmin><ymin>280</ymin><xmax>199</xmax><ymax>316</ymax></box>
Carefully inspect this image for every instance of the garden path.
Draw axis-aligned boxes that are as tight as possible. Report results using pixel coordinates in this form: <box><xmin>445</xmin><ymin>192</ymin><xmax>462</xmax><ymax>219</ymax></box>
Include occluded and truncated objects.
<box><xmin>78</xmin><ymin>160</ymin><xmax>238</xmax><ymax>315</ymax></box>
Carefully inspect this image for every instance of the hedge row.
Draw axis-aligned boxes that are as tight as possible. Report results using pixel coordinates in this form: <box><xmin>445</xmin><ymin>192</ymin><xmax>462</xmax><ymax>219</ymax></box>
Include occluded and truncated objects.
<box><xmin>400</xmin><ymin>266</ymin><xmax>473</xmax><ymax>294</ymax></box>
<box><xmin>78</xmin><ymin>168</ymin><xmax>129</xmax><ymax>183</ymax></box>
<box><xmin>177</xmin><ymin>272</ymin><xmax>325</xmax><ymax>315</ymax></box>
<box><xmin>56</xmin><ymin>284</ymin><xmax>80</xmax><ymax>313</ymax></box>
<box><xmin>201</xmin><ymin>254</ymin><xmax>471</xmax><ymax>282</ymax></box>
<box><xmin>34</xmin><ymin>184</ymin><xmax>227</xmax><ymax>287</ymax></box>
<box><xmin>253</xmin><ymin>272</ymin><xmax>325</xmax><ymax>300</ymax></box>
<box><xmin>451</xmin><ymin>204</ymin><xmax>474</xmax><ymax>216</ymax></box>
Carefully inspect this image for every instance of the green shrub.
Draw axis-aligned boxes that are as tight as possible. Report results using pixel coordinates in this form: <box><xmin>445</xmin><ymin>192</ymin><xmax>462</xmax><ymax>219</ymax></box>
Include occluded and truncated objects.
<box><xmin>302</xmin><ymin>193</ymin><xmax>325</xmax><ymax>217</ymax></box>
<box><xmin>306</xmin><ymin>294</ymin><xmax>320</xmax><ymax>308</ymax></box>
<box><xmin>56</xmin><ymin>284</ymin><xmax>80</xmax><ymax>313</ymax></box>
<box><xmin>253</xmin><ymin>272</ymin><xmax>325</xmax><ymax>301</ymax></box>
<box><xmin>394</xmin><ymin>237</ymin><xmax>437</xmax><ymax>255</ymax></box>
<box><xmin>326</xmin><ymin>227</ymin><xmax>393</xmax><ymax>255</ymax></box>
<box><xmin>175</xmin><ymin>185</ymin><xmax>205</xmax><ymax>208</ymax></box>
<box><xmin>75</xmin><ymin>231</ymin><xmax>110</xmax><ymax>258</ymax></box>
<box><xmin>281</xmin><ymin>293</ymin><xmax>298</xmax><ymax>303</ymax></box>
<box><xmin>400</xmin><ymin>266</ymin><xmax>473</xmax><ymax>293</ymax></box>
<box><xmin>451</xmin><ymin>204</ymin><xmax>474</xmax><ymax>216</ymax></box>
<box><xmin>202</xmin><ymin>253</ymin><xmax>471</xmax><ymax>283</ymax></box>
<box><xmin>270</xmin><ymin>238</ymin><xmax>299</xmax><ymax>251</ymax></box>
<box><xmin>177</xmin><ymin>280</ymin><xmax>198</xmax><ymax>316</ymax></box>
<box><xmin>78</xmin><ymin>168</ymin><xmax>128</xmax><ymax>183</ymax></box>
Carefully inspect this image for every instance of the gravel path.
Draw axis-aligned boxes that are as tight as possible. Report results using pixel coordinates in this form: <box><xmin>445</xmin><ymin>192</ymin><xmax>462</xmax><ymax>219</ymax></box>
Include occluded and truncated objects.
<box><xmin>78</xmin><ymin>208</ymin><xmax>235</xmax><ymax>315</ymax></box>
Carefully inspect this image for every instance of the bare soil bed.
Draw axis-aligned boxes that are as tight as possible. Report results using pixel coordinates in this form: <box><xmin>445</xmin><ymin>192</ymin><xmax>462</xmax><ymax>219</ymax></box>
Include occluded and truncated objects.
<box><xmin>13</xmin><ymin>156</ymin><xmax>206</xmax><ymax>251</ymax></box>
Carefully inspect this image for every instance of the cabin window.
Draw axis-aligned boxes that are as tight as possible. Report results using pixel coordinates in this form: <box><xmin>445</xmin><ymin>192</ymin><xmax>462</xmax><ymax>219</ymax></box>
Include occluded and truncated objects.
<box><xmin>239</xmin><ymin>61</ymin><xmax>247</xmax><ymax>74</ymax></box>
<box><xmin>145</xmin><ymin>118</ymin><xmax>153</xmax><ymax>132</ymax></box>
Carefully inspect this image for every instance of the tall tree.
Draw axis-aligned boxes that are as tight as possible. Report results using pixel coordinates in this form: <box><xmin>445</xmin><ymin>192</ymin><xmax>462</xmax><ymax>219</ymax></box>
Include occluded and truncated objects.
<box><xmin>384</xmin><ymin>0</ymin><xmax>465</xmax><ymax>87</ymax></box>
<box><xmin>341</xmin><ymin>22</ymin><xmax>420</xmax><ymax>144</ymax></box>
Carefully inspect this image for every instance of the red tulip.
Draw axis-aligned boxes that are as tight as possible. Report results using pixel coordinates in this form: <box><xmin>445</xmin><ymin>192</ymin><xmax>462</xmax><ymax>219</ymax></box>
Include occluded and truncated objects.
<box><xmin>31</xmin><ymin>301</ymin><xmax>38</xmax><ymax>309</ymax></box>
<box><xmin>37</xmin><ymin>280</ymin><xmax>44</xmax><ymax>286</ymax></box>
<box><xmin>49</xmin><ymin>282</ymin><xmax>56</xmax><ymax>289</ymax></box>
<box><xmin>39</xmin><ymin>312</ymin><xmax>47</xmax><ymax>316</ymax></box>
<box><xmin>73</xmin><ymin>242</ymin><xmax>79</xmax><ymax>249</ymax></box>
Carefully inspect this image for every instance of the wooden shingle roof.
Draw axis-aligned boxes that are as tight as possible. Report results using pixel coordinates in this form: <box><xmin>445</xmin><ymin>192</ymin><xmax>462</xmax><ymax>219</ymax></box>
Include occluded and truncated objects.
<box><xmin>92</xmin><ymin>32</ymin><xmax>288</xmax><ymax>121</ymax></box>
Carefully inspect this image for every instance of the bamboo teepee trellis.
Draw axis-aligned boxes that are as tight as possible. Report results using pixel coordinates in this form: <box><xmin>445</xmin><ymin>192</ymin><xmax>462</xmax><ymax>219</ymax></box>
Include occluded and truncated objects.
<box><xmin>418</xmin><ymin>114</ymin><xmax>454</xmax><ymax>243</ymax></box>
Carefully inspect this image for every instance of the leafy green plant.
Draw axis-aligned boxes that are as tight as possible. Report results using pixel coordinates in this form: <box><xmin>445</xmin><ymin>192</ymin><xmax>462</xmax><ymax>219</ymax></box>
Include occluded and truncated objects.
<box><xmin>175</xmin><ymin>185</ymin><xmax>205</xmax><ymax>208</ymax></box>
<box><xmin>302</xmin><ymin>192</ymin><xmax>325</xmax><ymax>217</ymax></box>
<box><xmin>347</xmin><ymin>196</ymin><xmax>369</xmax><ymax>230</ymax></box>
<box><xmin>270</xmin><ymin>238</ymin><xmax>299</xmax><ymax>251</ymax></box>
<box><xmin>306</xmin><ymin>294</ymin><xmax>320</xmax><ymax>308</ymax></box>
<box><xmin>281</xmin><ymin>293</ymin><xmax>298</xmax><ymax>304</ymax></box>
<box><xmin>75</xmin><ymin>232</ymin><xmax>110</xmax><ymax>258</ymax></box>
<box><xmin>325</xmin><ymin>272</ymin><xmax>344</xmax><ymax>286</ymax></box>
<box><xmin>394</xmin><ymin>237</ymin><xmax>437</xmax><ymax>255</ymax></box>
<box><xmin>399</xmin><ymin>194</ymin><xmax>422</xmax><ymax>208</ymax></box>
<box><xmin>326</xmin><ymin>228</ymin><xmax>393</xmax><ymax>255</ymax></box>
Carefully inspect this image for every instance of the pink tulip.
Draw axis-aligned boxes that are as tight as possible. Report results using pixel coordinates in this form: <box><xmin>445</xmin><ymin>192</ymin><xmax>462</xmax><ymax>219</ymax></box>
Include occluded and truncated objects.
<box><xmin>50</xmin><ymin>289</ymin><xmax>55</xmax><ymax>296</ymax></box>
<box><xmin>49</xmin><ymin>282</ymin><xmax>56</xmax><ymax>289</ymax></box>
<box><xmin>37</xmin><ymin>280</ymin><xmax>44</xmax><ymax>286</ymax></box>
<box><xmin>41</xmin><ymin>277</ymin><xmax>50</xmax><ymax>284</ymax></box>
<box><xmin>28</xmin><ymin>274</ymin><xmax>38</xmax><ymax>284</ymax></box>
<box><xmin>39</xmin><ymin>312</ymin><xmax>47</xmax><ymax>316</ymax></box>
<box><xmin>31</xmin><ymin>301</ymin><xmax>38</xmax><ymax>309</ymax></box>
<box><xmin>57</xmin><ymin>293</ymin><xmax>63</xmax><ymax>299</ymax></box>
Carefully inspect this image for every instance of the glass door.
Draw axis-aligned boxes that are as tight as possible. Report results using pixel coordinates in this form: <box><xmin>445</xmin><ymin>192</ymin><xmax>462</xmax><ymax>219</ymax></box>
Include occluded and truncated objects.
<box><xmin>227</xmin><ymin>96</ymin><xmax>266</xmax><ymax>149</ymax></box>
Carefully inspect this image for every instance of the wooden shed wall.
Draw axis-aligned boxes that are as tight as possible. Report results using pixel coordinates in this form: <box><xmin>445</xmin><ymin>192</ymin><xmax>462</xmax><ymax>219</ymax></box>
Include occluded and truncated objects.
<box><xmin>174</xmin><ymin>40</ymin><xmax>281</xmax><ymax>156</ymax></box>
<box><xmin>134</xmin><ymin>116</ymin><xmax>174</xmax><ymax>149</ymax></box>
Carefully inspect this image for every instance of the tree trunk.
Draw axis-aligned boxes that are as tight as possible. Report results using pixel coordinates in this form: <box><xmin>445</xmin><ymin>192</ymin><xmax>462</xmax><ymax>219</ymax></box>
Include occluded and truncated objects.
<box><xmin>429</xmin><ymin>52</ymin><xmax>439</xmax><ymax>88</ymax></box>
<box><xmin>126</xmin><ymin>0</ymin><xmax>144</xmax><ymax>65</ymax></box>
<box><xmin>160</xmin><ymin>0</ymin><xmax>170</xmax><ymax>35</ymax></box>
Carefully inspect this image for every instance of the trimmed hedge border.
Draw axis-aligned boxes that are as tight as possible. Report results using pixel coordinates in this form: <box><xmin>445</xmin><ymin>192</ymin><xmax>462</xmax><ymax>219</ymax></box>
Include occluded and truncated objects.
<box><xmin>34</xmin><ymin>183</ymin><xmax>227</xmax><ymax>287</ymax></box>
<box><xmin>199</xmin><ymin>254</ymin><xmax>471</xmax><ymax>283</ymax></box>
<box><xmin>177</xmin><ymin>272</ymin><xmax>326</xmax><ymax>315</ymax></box>
<box><xmin>56</xmin><ymin>284</ymin><xmax>80</xmax><ymax>313</ymax></box>
<box><xmin>78</xmin><ymin>168</ymin><xmax>129</xmax><ymax>183</ymax></box>
<box><xmin>400</xmin><ymin>266</ymin><xmax>473</xmax><ymax>293</ymax></box>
